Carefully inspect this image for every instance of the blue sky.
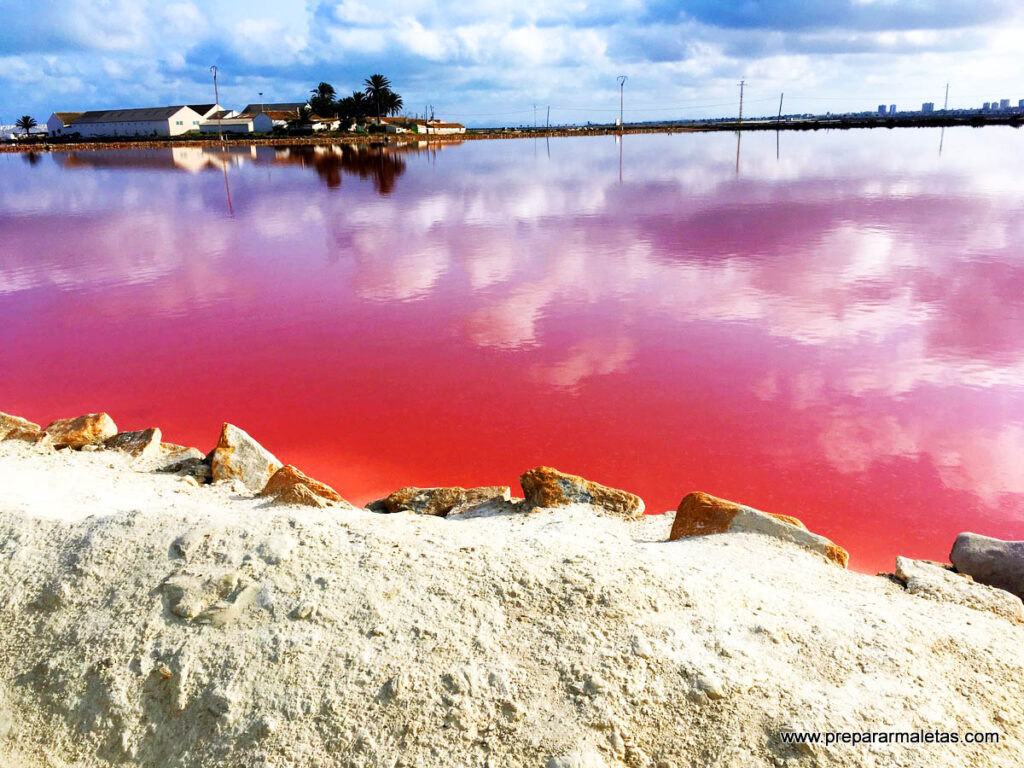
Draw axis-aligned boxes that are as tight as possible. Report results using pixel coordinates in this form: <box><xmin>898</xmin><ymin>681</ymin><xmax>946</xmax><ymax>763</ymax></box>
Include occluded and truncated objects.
<box><xmin>1</xmin><ymin>0</ymin><xmax>1022</xmax><ymax>126</ymax></box>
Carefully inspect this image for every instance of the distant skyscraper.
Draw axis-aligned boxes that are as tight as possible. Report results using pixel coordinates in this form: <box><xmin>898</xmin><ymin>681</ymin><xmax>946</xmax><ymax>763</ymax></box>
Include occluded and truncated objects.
<box><xmin>1019</xmin><ymin>99</ymin><xmax>1024</xmax><ymax>109</ymax></box>
<box><xmin>878</xmin><ymin>104</ymin><xmax>887</xmax><ymax>115</ymax></box>
<box><xmin>983</xmin><ymin>102</ymin><xmax>991</xmax><ymax>110</ymax></box>
<box><xmin>1000</xmin><ymin>99</ymin><xmax>1011</xmax><ymax>110</ymax></box>
<box><xmin>889</xmin><ymin>104</ymin><xmax>896</xmax><ymax>115</ymax></box>
<box><xmin>922</xmin><ymin>102</ymin><xmax>934</xmax><ymax>113</ymax></box>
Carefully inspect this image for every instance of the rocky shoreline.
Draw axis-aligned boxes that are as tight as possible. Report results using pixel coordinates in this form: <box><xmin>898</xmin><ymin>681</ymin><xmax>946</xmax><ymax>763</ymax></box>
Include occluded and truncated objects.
<box><xmin>2</xmin><ymin>409</ymin><xmax>1024</xmax><ymax>767</ymax></box>
<box><xmin>5</xmin><ymin>409</ymin><xmax>1022</xmax><ymax>596</ymax></box>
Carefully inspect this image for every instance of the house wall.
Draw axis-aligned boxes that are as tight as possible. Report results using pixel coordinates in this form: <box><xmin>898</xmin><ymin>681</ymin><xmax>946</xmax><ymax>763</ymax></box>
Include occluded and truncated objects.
<box><xmin>74</xmin><ymin>120</ymin><xmax>170</xmax><ymax>138</ymax></box>
<box><xmin>46</xmin><ymin>114</ymin><xmax>71</xmax><ymax>135</ymax></box>
<box><xmin>199</xmin><ymin>121</ymin><xmax>253</xmax><ymax>134</ymax></box>
<box><xmin>72</xmin><ymin>108</ymin><xmax>203</xmax><ymax>138</ymax></box>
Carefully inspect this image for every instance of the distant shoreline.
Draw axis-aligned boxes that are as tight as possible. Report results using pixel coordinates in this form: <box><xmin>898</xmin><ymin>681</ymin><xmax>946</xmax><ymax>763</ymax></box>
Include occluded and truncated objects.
<box><xmin>1</xmin><ymin>113</ymin><xmax>1020</xmax><ymax>154</ymax></box>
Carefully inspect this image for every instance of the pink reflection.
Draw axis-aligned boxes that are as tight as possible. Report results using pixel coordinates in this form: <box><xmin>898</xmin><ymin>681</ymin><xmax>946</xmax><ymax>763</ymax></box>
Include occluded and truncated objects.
<box><xmin>2</xmin><ymin>128</ymin><xmax>1023</xmax><ymax>572</ymax></box>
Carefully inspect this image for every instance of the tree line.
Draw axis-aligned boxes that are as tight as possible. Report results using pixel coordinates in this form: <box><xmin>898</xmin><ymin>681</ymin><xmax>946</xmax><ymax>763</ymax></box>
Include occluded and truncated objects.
<box><xmin>309</xmin><ymin>74</ymin><xmax>404</xmax><ymax>127</ymax></box>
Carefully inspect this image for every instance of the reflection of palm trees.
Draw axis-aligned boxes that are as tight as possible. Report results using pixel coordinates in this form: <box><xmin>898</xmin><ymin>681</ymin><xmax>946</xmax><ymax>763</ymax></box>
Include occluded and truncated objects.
<box><xmin>272</xmin><ymin>144</ymin><xmax>422</xmax><ymax>195</ymax></box>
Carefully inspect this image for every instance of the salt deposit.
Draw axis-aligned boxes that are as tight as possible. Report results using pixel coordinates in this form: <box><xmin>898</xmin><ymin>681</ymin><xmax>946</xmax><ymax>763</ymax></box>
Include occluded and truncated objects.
<box><xmin>1</xmin><ymin>440</ymin><xmax>1022</xmax><ymax>767</ymax></box>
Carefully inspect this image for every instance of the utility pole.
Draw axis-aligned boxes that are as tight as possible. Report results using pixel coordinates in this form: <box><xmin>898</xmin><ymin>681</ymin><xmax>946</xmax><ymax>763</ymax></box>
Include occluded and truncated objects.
<box><xmin>738</xmin><ymin>79</ymin><xmax>746</xmax><ymax>122</ymax></box>
<box><xmin>533</xmin><ymin>103</ymin><xmax>537</xmax><ymax>131</ymax></box>
<box><xmin>210</xmin><ymin>66</ymin><xmax>223</xmax><ymax>142</ymax></box>
<box><xmin>944</xmin><ymin>83</ymin><xmax>950</xmax><ymax>111</ymax></box>
<box><xmin>546</xmin><ymin>105</ymin><xmax>550</xmax><ymax>130</ymax></box>
<box><xmin>777</xmin><ymin>92</ymin><xmax>784</xmax><ymax>123</ymax></box>
<box><xmin>616</xmin><ymin>75</ymin><xmax>627</xmax><ymax>129</ymax></box>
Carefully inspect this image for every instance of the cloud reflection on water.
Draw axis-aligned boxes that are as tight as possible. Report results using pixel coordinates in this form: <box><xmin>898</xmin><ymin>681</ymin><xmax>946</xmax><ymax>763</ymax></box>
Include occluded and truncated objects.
<box><xmin>2</xmin><ymin>128</ymin><xmax>1023</xmax><ymax>568</ymax></box>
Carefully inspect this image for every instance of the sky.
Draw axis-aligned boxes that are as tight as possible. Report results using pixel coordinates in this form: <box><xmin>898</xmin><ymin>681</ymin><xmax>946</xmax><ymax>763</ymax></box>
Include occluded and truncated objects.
<box><xmin>1</xmin><ymin>0</ymin><xmax>1023</xmax><ymax>127</ymax></box>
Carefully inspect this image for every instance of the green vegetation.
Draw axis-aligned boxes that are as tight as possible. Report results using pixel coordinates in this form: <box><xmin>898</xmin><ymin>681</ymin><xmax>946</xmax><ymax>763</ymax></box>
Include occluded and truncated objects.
<box><xmin>306</xmin><ymin>75</ymin><xmax>403</xmax><ymax>128</ymax></box>
<box><xmin>309</xmin><ymin>82</ymin><xmax>336</xmax><ymax>116</ymax></box>
<box><xmin>15</xmin><ymin>115</ymin><xmax>37</xmax><ymax>137</ymax></box>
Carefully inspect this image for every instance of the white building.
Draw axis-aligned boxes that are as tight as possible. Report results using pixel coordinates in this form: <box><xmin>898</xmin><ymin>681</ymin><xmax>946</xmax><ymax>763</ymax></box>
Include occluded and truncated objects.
<box><xmin>198</xmin><ymin>112</ymin><xmax>273</xmax><ymax>134</ymax></box>
<box><xmin>259</xmin><ymin>109</ymin><xmax>337</xmax><ymax>131</ymax></box>
<box><xmin>46</xmin><ymin>112</ymin><xmax>84</xmax><ymax>136</ymax></box>
<box><xmin>186</xmin><ymin>104</ymin><xmax>222</xmax><ymax>119</ymax></box>
<box><xmin>379</xmin><ymin>117</ymin><xmax>466</xmax><ymax>135</ymax></box>
<box><xmin>241</xmin><ymin>102</ymin><xmax>307</xmax><ymax>115</ymax></box>
<box><xmin>60</xmin><ymin>106</ymin><xmax>206</xmax><ymax>137</ymax></box>
<box><xmin>425</xmin><ymin>121</ymin><xmax>465</xmax><ymax>135</ymax></box>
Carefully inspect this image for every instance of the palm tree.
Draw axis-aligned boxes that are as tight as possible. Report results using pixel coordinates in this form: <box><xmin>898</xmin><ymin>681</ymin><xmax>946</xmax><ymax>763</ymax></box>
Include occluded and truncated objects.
<box><xmin>337</xmin><ymin>91</ymin><xmax>372</xmax><ymax>127</ymax></box>
<box><xmin>309</xmin><ymin>82</ymin><xmax>337</xmax><ymax>116</ymax></box>
<box><xmin>382</xmin><ymin>91</ymin><xmax>403</xmax><ymax>117</ymax></box>
<box><xmin>312</xmin><ymin>82</ymin><xmax>336</xmax><ymax>100</ymax></box>
<box><xmin>363</xmin><ymin>74</ymin><xmax>392</xmax><ymax>121</ymax></box>
<box><xmin>15</xmin><ymin>115</ymin><xmax>37</xmax><ymax>138</ymax></box>
<box><xmin>350</xmin><ymin>92</ymin><xmax>370</xmax><ymax>119</ymax></box>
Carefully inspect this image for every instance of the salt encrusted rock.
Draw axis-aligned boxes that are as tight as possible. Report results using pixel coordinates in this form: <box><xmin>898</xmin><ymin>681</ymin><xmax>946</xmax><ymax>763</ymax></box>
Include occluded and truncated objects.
<box><xmin>519</xmin><ymin>467</ymin><xmax>644</xmax><ymax>518</ymax></box>
<box><xmin>162</xmin><ymin>569</ymin><xmax>250</xmax><ymax>623</ymax></box>
<box><xmin>371</xmin><ymin>485</ymin><xmax>512</xmax><ymax>517</ymax></box>
<box><xmin>0</xmin><ymin>412</ymin><xmax>43</xmax><ymax>442</ymax></box>
<box><xmin>669</xmin><ymin>491</ymin><xmax>849</xmax><ymax>568</ymax></box>
<box><xmin>210</xmin><ymin>423</ymin><xmax>281</xmax><ymax>491</ymax></box>
<box><xmin>950</xmin><ymin>533</ymin><xmax>1024</xmax><ymax>600</ymax></box>
<box><xmin>43</xmin><ymin>412</ymin><xmax>117</xmax><ymax>448</ymax></box>
<box><xmin>158</xmin><ymin>457</ymin><xmax>212</xmax><ymax>484</ymax></box>
<box><xmin>160</xmin><ymin>442</ymin><xmax>205</xmax><ymax>461</ymax></box>
<box><xmin>447</xmin><ymin>496</ymin><xmax>522</xmax><ymax>518</ymax></box>
<box><xmin>894</xmin><ymin>556</ymin><xmax>1024</xmax><ymax>622</ymax></box>
<box><xmin>104</xmin><ymin>427</ymin><xmax>162</xmax><ymax>458</ymax></box>
<box><xmin>260</xmin><ymin>465</ymin><xmax>354</xmax><ymax>509</ymax></box>
<box><xmin>670</xmin><ymin>492</ymin><xmax>809</xmax><ymax>536</ymax></box>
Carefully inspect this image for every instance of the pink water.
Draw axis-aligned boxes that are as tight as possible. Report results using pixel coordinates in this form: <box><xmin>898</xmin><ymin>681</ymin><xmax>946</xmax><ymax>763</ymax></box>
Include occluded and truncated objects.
<box><xmin>2</xmin><ymin>130</ymin><xmax>1022</xmax><ymax>571</ymax></box>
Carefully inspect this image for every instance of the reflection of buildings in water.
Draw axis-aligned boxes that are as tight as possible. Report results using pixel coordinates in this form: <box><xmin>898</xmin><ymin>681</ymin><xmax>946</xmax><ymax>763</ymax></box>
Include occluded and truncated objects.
<box><xmin>50</xmin><ymin>141</ymin><xmax>458</xmax><ymax>196</ymax></box>
<box><xmin>52</xmin><ymin>146</ymin><xmax>256</xmax><ymax>173</ymax></box>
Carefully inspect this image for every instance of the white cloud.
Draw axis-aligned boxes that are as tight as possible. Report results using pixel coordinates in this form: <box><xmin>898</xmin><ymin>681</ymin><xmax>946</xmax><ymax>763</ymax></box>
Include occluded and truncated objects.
<box><xmin>3</xmin><ymin>1</ymin><xmax>1024</xmax><ymax>125</ymax></box>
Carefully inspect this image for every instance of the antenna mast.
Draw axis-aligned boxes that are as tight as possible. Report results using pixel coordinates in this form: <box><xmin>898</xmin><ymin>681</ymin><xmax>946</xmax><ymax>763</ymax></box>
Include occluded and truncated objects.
<box><xmin>738</xmin><ymin>79</ymin><xmax>746</xmax><ymax>122</ymax></box>
<box><xmin>616</xmin><ymin>75</ymin><xmax>627</xmax><ymax>129</ymax></box>
<box><xmin>210</xmin><ymin>66</ymin><xmax>223</xmax><ymax>142</ymax></box>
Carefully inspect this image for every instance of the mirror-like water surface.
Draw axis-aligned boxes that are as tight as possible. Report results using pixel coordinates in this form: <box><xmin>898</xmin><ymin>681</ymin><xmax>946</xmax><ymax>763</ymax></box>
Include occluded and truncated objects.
<box><xmin>2</xmin><ymin>128</ymin><xmax>1022</xmax><ymax>571</ymax></box>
